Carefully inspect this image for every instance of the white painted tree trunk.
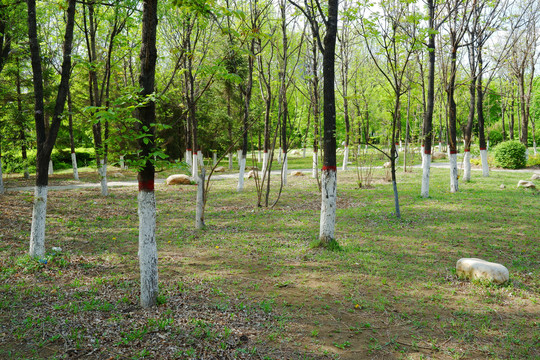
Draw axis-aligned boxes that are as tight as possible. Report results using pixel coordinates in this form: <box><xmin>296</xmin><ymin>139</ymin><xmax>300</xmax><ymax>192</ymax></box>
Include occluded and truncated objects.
<box><xmin>438</xmin><ymin>141</ymin><xmax>442</xmax><ymax>152</ymax></box>
<box><xmin>0</xmin><ymin>158</ymin><xmax>4</xmax><ymax>194</ymax></box>
<box><xmin>192</xmin><ymin>151</ymin><xmax>198</xmax><ymax>178</ymax></box>
<box><xmin>312</xmin><ymin>151</ymin><xmax>318</xmax><ymax>178</ymax></box>
<box><xmin>120</xmin><ymin>155</ymin><xmax>125</xmax><ymax>170</ymax></box>
<box><xmin>196</xmin><ymin>169</ymin><xmax>205</xmax><ymax>229</ymax></box>
<box><xmin>48</xmin><ymin>160</ymin><xmax>53</xmax><ymax>175</ymax></box>
<box><xmin>236</xmin><ymin>150</ymin><xmax>242</xmax><ymax>169</ymax></box>
<box><xmin>71</xmin><ymin>152</ymin><xmax>79</xmax><ymax>180</ymax></box>
<box><xmin>186</xmin><ymin>150</ymin><xmax>192</xmax><ymax>166</ymax></box>
<box><xmin>421</xmin><ymin>154</ymin><xmax>431</xmax><ymax>198</ymax></box>
<box><xmin>399</xmin><ymin>140</ymin><xmax>403</xmax><ymax>152</ymax></box>
<box><xmin>282</xmin><ymin>153</ymin><xmax>288</xmax><ymax>186</ymax></box>
<box><xmin>99</xmin><ymin>160</ymin><xmax>108</xmax><ymax>196</ymax></box>
<box><xmin>302</xmin><ymin>148</ymin><xmax>306</xmax><ymax>158</ymax></box>
<box><xmin>278</xmin><ymin>147</ymin><xmax>282</xmax><ymax>164</ymax></box>
<box><xmin>319</xmin><ymin>169</ymin><xmax>337</xmax><ymax>243</ymax></box>
<box><xmin>449</xmin><ymin>152</ymin><xmax>459</xmax><ymax>193</ymax></box>
<box><xmin>198</xmin><ymin>151</ymin><xmax>203</xmax><ymax>166</ymax></box>
<box><xmin>480</xmin><ymin>149</ymin><xmax>489</xmax><ymax>177</ymax></box>
<box><xmin>138</xmin><ymin>190</ymin><xmax>158</xmax><ymax>308</ymax></box>
<box><xmin>342</xmin><ymin>145</ymin><xmax>349</xmax><ymax>171</ymax></box>
<box><xmin>29</xmin><ymin>185</ymin><xmax>48</xmax><ymax>258</ymax></box>
<box><xmin>213</xmin><ymin>152</ymin><xmax>217</xmax><ymax>166</ymax></box>
<box><xmin>421</xmin><ymin>145</ymin><xmax>425</xmax><ymax>166</ymax></box>
<box><xmin>463</xmin><ymin>151</ymin><xmax>471</xmax><ymax>182</ymax></box>
<box><xmin>257</xmin><ymin>150</ymin><xmax>262</xmax><ymax>163</ymax></box>
<box><xmin>228</xmin><ymin>152</ymin><xmax>233</xmax><ymax>170</ymax></box>
<box><xmin>237</xmin><ymin>155</ymin><xmax>246</xmax><ymax>192</ymax></box>
<box><xmin>487</xmin><ymin>140</ymin><xmax>490</xmax><ymax>151</ymax></box>
<box><xmin>262</xmin><ymin>151</ymin><xmax>269</xmax><ymax>178</ymax></box>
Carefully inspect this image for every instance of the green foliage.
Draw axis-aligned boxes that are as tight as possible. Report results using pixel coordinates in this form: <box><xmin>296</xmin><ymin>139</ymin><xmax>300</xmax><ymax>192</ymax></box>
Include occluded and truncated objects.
<box><xmin>493</xmin><ymin>141</ymin><xmax>527</xmax><ymax>169</ymax></box>
<box><xmin>488</xmin><ymin>129</ymin><xmax>503</xmax><ymax>147</ymax></box>
<box><xmin>527</xmin><ymin>153</ymin><xmax>540</xmax><ymax>167</ymax></box>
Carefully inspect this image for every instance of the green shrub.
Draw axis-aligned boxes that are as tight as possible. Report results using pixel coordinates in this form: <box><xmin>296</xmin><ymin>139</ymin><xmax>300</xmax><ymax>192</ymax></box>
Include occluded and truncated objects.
<box><xmin>527</xmin><ymin>152</ymin><xmax>540</xmax><ymax>167</ymax></box>
<box><xmin>493</xmin><ymin>141</ymin><xmax>527</xmax><ymax>169</ymax></box>
<box><xmin>488</xmin><ymin>129</ymin><xmax>503</xmax><ymax>147</ymax></box>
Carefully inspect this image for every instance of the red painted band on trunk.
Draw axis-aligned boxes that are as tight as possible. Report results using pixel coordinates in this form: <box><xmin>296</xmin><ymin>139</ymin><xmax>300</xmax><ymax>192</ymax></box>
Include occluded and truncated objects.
<box><xmin>424</xmin><ymin>150</ymin><xmax>432</xmax><ymax>155</ymax></box>
<box><xmin>450</xmin><ymin>150</ymin><xmax>458</xmax><ymax>154</ymax></box>
<box><xmin>264</xmin><ymin>150</ymin><xmax>268</xmax><ymax>153</ymax></box>
<box><xmin>464</xmin><ymin>149</ymin><xmax>470</xmax><ymax>152</ymax></box>
<box><xmin>479</xmin><ymin>148</ymin><xmax>486</xmax><ymax>150</ymax></box>
<box><xmin>322</xmin><ymin>166</ymin><xmax>337</xmax><ymax>171</ymax></box>
<box><xmin>138</xmin><ymin>180</ymin><xmax>154</xmax><ymax>191</ymax></box>
<box><xmin>193</xmin><ymin>151</ymin><xmax>198</xmax><ymax>155</ymax></box>
<box><xmin>187</xmin><ymin>149</ymin><xmax>192</xmax><ymax>151</ymax></box>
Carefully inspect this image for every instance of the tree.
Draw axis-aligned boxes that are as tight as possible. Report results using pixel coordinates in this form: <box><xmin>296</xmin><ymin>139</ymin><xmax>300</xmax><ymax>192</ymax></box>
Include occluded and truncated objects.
<box><xmin>291</xmin><ymin>0</ymin><xmax>339</xmax><ymax>247</ymax></box>
<box><xmin>442</xmin><ymin>0</ymin><xmax>472</xmax><ymax>193</ymax></box>
<box><xmin>136</xmin><ymin>0</ymin><xmax>159</xmax><ymax>308</ymax></box>
<box><xmin>359</xmin><ymin>0</ymin><xmax>420</xmax><ymax>218</ymax></box>
<box><xmin>27</xmin><ymin>0</ymin><xmax>76</xmax><ymax>257</ymax></box>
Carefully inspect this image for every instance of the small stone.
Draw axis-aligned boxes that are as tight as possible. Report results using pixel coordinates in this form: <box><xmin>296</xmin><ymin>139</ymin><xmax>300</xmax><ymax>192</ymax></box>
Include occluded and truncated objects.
<box><xmin>291</xmin><ymin>171</ymin><xmax>304</xmax><ymax>176</ymax></box>
<box><xmin>290</xmin><ymin>150</ymin><xmax>300</xmax><ymax>156</ymax></box>
<box><xmin>499</xmin><ymin>184</ymin><xmax>506</xmax><ymax>189</ymax></box>
<box><xmin>214</xmin><ymin>166</ymin><xmax>226</xmax><ymax>172</ymax></box>
<box><xmin>383</xmin><ymin>161</ymin><xmax>391</xmax><ymax>168</ymax></box>
<box><xmin>517</xmin><ymin>180</ymin><xmax>536</xmax><ymax>190</ymax></box>
<box><xmin>166</xmin><ymin>174</ymin><xmax>191</xmax><ymax>185</ymax></box>
<box><xmin>246</xmin><ymin>170</ymin><xmax>256</xmax><ymax>179</ymax></box>
<box><xmin>531</xmin><ymin>174</ymin><xmax>540</xmax><ymax>181</ymax></box>
<box><xmin>111</xmin><ymin>172</ymin><xmax>125</xmax><ymax>178</ymax></box>
<box><xmin>432</xmin><ymin>151</ymin><xmax>447</xmax><ymax>160</ymax></box>
<box><xmin>52</xmin><ymin>247</ymin><xmax>62</xmax><ymax>252</ymax></box>
<box><xmin>456</xmin><ymin>258</ymin><xmax>509</xmax><ymax>284</ymax></box>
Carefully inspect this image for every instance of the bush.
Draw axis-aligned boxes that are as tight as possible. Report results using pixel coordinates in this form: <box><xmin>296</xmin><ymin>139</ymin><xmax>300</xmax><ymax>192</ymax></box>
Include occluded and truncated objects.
<box><xmin>488</xmin><ymin>129</ymin><xmax>503</xmax><ymax>147</ymax></box>
<box><xmin>527</xmin><ymin>153</ymin><xmax>540</xmax><ymax>167</ymax></box>
<box><xmin>493</xmin><ymin>141</ymin><xmax>527</xmax><ymax>169</ymax></box>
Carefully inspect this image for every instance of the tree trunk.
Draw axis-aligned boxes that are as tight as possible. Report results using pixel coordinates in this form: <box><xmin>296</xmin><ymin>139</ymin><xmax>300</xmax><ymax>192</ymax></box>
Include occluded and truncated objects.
<box><xmin>421</xmin><ymin>0</ymin><xmax>435</xmax><ymax>198</ymax></box>
<box><xmin>196</xmin><ymin>168</ymin><xmax>205</xmax><ymax>229</ymax></box>
<box><xmin>477</xmin><ymin>47</ymin><xmax>489</xmax><ymax>177</ymax></box>
<box><xmin>319</xmin><ymin>0</ymin><xmax>338</xmax><ymax>246</ymax></box>
<box><xmin>67</xmin><ymin>89</ymin><xmax>79</xmax><ymax>180</ymax></box>
<box><xmin>28</xmin><ymin>0</ymin><xmax>76</xmax><ymax>257</ymax></box>
<box><xmin>447</xmin><ymin>43</ymin><xmax>459</xmax><ymax>193</ymax></box>
<box><xmin>136</xmin><ymin>0</ymin><xmax>158</xmax><ymax>308</ymax></box>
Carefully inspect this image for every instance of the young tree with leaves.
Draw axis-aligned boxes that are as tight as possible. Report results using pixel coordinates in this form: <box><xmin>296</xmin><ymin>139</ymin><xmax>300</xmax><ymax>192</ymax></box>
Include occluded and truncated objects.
<box><xmin>27</xmin><ymin>0</ymin><xmax>76</xmax><ymax>257</ymax></box>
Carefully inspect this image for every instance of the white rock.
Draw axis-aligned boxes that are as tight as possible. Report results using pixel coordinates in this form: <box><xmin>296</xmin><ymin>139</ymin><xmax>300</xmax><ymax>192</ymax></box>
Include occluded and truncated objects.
<box><xmin>456</xmin><ymin>258</ymin><xmax>509</xmax><ymax>284</ymax></box>
<box><xmin>499</xmin><ymin>184</ymin><xmax>506</xmax><ymax>189</ymax></box>
<box><xmin>383</xmin><ymin>161</ymin><xmax>391</xmax><ymax>168</ymax></box>
<box><xmin>166</xmin><ymin>174</ymin><xmax>191</xmax><ymax>185</ymax></box>
<box><xmin>246</xmin><ymin>170</ymin><xmax>256</xmax><ymax>179</ymax></box>
<box><xmin>290</xmin><ymin>150</ymin><xmax>300</xmax><ymax>156</ymax></box>
<box><xmin>52</xmin><ymin>247</ymin><xmax>62</xmax><ymax>252</ymax></box>
<box><xmin>432</xmin><ymin>151</ymin><xmax>447</xmax><ymax>160</ymax></box>
<box><xmin>517</xmin><ymin>180</ymin><xmax>536</xmax><ymax>190</ymax></box>
<box><xmin>214</xmin><ymin>166</ymin><xmax>226</xmax><ymax>172</ymax></box>
<box><xmin>531</xmin><ymin>174</ymin><xmax>540</xmax><ymax>181</ymax></box>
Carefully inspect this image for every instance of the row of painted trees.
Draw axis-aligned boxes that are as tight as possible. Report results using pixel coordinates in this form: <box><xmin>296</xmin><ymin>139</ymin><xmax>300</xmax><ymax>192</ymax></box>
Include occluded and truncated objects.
<box><xmin>0</xmin><ymin>0</ymin><xmax>539</xmax><ymax>306</ymax></box>
<box><xmin>1</xmin><ymin>0</ymin><xmax>539</xmax><ymax>188</ymax></box>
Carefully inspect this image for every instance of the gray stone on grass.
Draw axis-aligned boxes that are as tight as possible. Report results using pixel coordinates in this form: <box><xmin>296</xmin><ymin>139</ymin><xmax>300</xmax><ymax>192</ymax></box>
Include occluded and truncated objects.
<box><xmin>456</xmin><ymin>258</ymin><xmax>509</xmax><ymax>284</ymax></box>
<box><xmin>517</xmin><ymin>180</ymin><xmax>536</xmax><ymax>190</ymax></box>
<box><xmin>499</xmin><ymin>184</ymin><xmax>506</xmax><ymax>189</ymax></box>
<box><xmin>531</xmin><ymin>174</ymin><xmax>540</xmax><ymax>181</ymax></box>
<box><xmin>214</xmin><ymin>166</ymin><xmax>226</xmax><ymax>172</ymax></box>
<box><xmin>166</xmin><ymin>174</ymin><xmax>191</xmax><ymax>185</ymax></box>
<box><xmin>432</xmin><ymin>151</ymin><xmax>447</xmax><ymax>160</ymax></box>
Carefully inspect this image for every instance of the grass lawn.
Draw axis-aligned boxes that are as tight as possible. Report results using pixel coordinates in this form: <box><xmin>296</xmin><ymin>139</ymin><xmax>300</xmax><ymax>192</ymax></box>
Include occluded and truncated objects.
<box><xmin>0</xmin><ymin>163</ymin><xmax>538</xmax><ymax>359</ymax></box>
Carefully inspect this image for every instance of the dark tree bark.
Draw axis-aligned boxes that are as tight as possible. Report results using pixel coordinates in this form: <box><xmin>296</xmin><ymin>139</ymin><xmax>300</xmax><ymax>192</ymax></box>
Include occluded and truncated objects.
<box><xmin>27</xmin><ymin>0</ymin><xmax>76</xmax><ymax>257</ymax></box>
<box><xmin>136</xmin><ymin>0</ymin><xmax>159</xmax><ymax>308</ymax></box>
